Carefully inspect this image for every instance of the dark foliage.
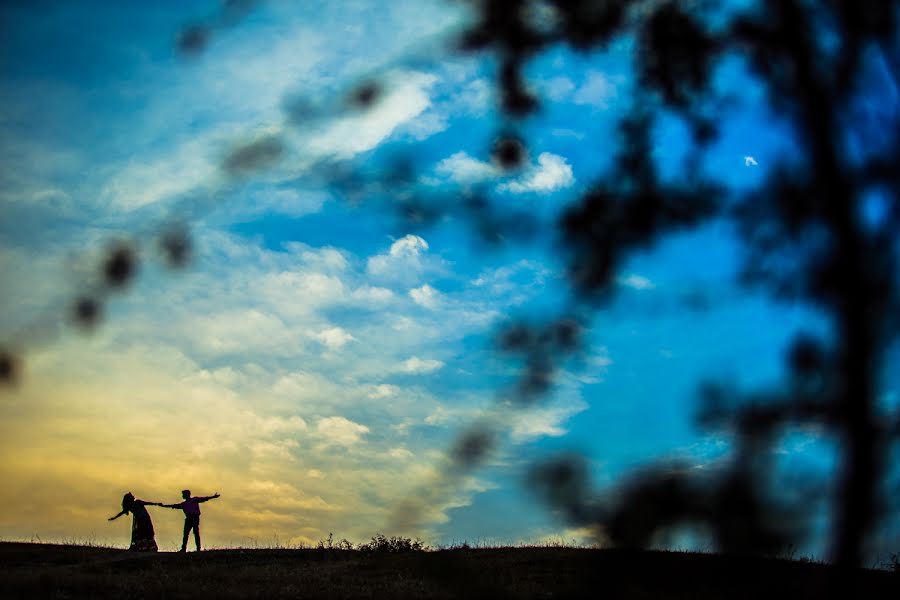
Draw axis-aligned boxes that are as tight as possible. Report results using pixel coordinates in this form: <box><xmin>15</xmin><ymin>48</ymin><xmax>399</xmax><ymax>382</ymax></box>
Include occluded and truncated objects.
<box><xmin>177</xmin><ymin>25</ymin><xmax>208</xmax><ymax>55</ymax></box>
<box><xmin>0</xmin><ymin>350</ymin><xmax>19</xmax><ymax>386</ymax></box>
<box><xmin>72</xmin><ymin>297</ymin><xmax>102</xmax><ymax>330</ymax></box>
<box><xmin>357</xmin><ymin>534</ymin><xmax>427</xmax><ymax>554</ymax></box>
<box><xmin>449</xmin><ymin>0</ymin><xmax>900</xmax><ymax>571</ymax></box>
<box><xmin>103</xmin><ymin>243</ymin><xmax>138</xmax><ymax>289</ymax></box>
<box><xmin>158</xmin><ymin>224</ymin><xmax>192</xmax><ymax>269</ymax></box>
<box><xmin>491</xmin><ymin>134</ymin><xmax>526</xmax><ymax>170</ymax></box>
<box><xmin>348</xmin><ymin>81</ymin><xmax>383</xmax><ymax>109</ymax></box>
<box><xmin>451</xmin><ymin>425</ymin><xmax>496</xmax><ymax>468</ymax></box>
<box><xmin>222</xmin><ymin>135</ymin><xmax>284</xmax><ymax>176</ymax></box>
<box><xmin>497</xmin><ymin>318</ymin><xmax>583</xmax><ymax>404</ymax></box>
<box><xmin>176</xmin><ymin>0</ymin><xmax>260</xmax><ymax>57</ymax></box>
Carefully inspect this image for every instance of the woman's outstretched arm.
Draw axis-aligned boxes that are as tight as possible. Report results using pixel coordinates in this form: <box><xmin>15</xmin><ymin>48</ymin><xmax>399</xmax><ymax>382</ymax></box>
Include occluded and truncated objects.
<box><xmin>135</xmin><ymin>500</ymin><xmax>162</xmax><ymax>507</ymax></box>
<box><xmin>108</xmin><ymin>510</ymin><xmax>126</xmax><ymax>521</ymax></box>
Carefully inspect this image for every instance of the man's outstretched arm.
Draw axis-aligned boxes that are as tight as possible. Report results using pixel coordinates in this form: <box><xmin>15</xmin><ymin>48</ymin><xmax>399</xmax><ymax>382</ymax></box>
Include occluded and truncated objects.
<box><xmin>198</xmin><ymin>492</ymin><xmax>221</xmax><ymax>503</ymax></box>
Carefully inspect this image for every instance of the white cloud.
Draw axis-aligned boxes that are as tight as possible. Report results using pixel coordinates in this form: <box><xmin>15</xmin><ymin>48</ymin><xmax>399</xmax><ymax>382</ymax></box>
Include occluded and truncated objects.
<box><xmin>510</xmin><ymin>397</ymin><xmax>589</xmax><ymax>442</ymax></box>
<box><xmin>435</xmin><ymin>151</ymin><xmax>498</xmax><ymax>184</ymax></box>
<box><xmin>409</xmin><ymin>284</ymin><xmax>442</xmax><ymax>309</ymax></box>
<box><xmin>257</xmin><ymin>271</ymin><xmax>347</xmax><ymax>320</ymax></box>
<box><xmin>389</xmin><ymin>234</ymin><xmax>429</xmax><ymax>257</ymax></box>
<box><xmin>316</xmin><ymin>416</ymin><xmax>370</xmax><ymax>446</ymax></box>
<box><xmin>100</xmin><ymin>138</ymin><xmax>218</xmax><ymax>212</ymax></box>
<box><xmin>573</xmin><ymin>71</ymin><xmax>617</xmax><ymax>108</ymax></box>
<box><xmin>237</xmin><ymin>188</ymin><xmax>327</xmax><ymax>219</ymax></box>
<box><xmin>351</xmin><ymin>285</ymin><xmax>396</xmax><ymax>304</ymax></box>
<box><xmin>286</xmin><ymin>245</ymin><xmax>349</xmax><ymax>273</ymax></box>
<box><xmin>590</xmin><ymin>350</ymin><xmax>613</xmax><ymax>369</ymax></box>
<box><xmin>619</xmin><ymin>274</ymin><xmax>656</xmax><ymax>290</ymax></box>
<box><xmin>308</xmin><ymin>71</ymin><xmax>437</xmax><ymax>159</ymax></box>
<box><xmin>402</xmin><ymin>111</ymin><xmax>449</xmax><ymax>140</ymax></box>
<box><xmin>190</xmin><ymin>309</ymin><xmax>292</xmax><ymax>355</ymax></box>
<box><xmin>499</xmin><ymin>152</ymin><xmax>574</xmax><ymax>194</ymax></box>
<box><xmin>311</xmin><ymin>327</ymin><xmax>355</xmax><ymax>350</ymax></box>
<box><xmin>744</xmin><ymin>155</ymin><xmax>758</xmax><ymax>166</ymax></box>
<box><xmin>400</xmin><ymin>357</ymin><xmax>445</xmax><ymax>374</ymax></box>
<box><xmin>388</xmin><ymin>447</ymin><xmax>414</xmax><ymax>460</ymax></box>
<box><xmin>456</xmin><ymin>78</ymin><xmax>491</xmax><ymax>114</ymax></box>
<box><xmin>366</xmin><ymin>234</ymin><xmax>444</xmax><ymax>285</ymax></box>
<box><xmin>400</xmin><ymin>75</ymin><xmax>490</xmax><ymax>141</ymax></box>
<box><xmin>471</xmin><ymin>259</ymin><xmax>550</xmax><ymax>296</ymax></box>
<box><xmin>542</xmin><ymin>76</ymin><xmax>576</xmax><ymax>102</ymax></box>
<box><xmin>253</xmin><ymin>415</ymin><xmax>309</xmax><ymax>436</ymax></box>
<box><xmin>368</xmin><ymin>384</ymin><xmax>399</xmax><ymax>399</ymax></box>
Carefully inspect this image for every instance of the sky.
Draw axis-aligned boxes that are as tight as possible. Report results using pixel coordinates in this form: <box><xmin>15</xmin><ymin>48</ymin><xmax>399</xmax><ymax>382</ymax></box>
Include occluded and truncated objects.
<box><xmin>0</xmin><ymin>0</ymin><xmax>897</xmax><ymax>554</ymax></box>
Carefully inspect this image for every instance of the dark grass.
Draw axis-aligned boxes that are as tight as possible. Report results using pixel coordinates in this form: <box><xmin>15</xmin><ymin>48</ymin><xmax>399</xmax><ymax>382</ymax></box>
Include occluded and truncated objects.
<box><xmin>0</xmin><ymin>542</ymin><xmax>897</xmax><ymax>599</ymax></box>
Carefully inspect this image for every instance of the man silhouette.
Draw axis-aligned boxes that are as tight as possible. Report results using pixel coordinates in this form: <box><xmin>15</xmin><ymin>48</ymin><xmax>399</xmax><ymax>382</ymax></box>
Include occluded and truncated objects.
<box><xmin>161</xmin><ymin>489</ymin><xmax>220</xmax><ymax>552</ymax></box>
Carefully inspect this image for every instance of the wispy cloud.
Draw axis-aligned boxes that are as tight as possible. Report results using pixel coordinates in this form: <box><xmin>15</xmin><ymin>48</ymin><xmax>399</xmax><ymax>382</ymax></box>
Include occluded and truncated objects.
<box><xmin>307</xmin><ymin>72</ymin><xmax>438</xmax><ymax>159</ymax></box>
<box><xmin>498</xmin><ymin>153</ymin><xmax>575</xmax><ymax>194</ymax></box>
<box><xmin>311</xmin><ymin>327</ymin><xmax>355</xmax><ymax>350</ymax></box>
<box><xmin>618</xmin><ymin>274</ymin><xmax>656</xmax><ymax>290</ymax></box>
<box><xmin>409</xmin><ymin>284</ymin><xmax>443</xmax><ymax>309</ymax></box>
<box><xmin>366</xmin><ymin>234</ymin><xmax>446</xmax><ymax>285</ymax></box>
<box><xmin>399</xmin><ymin>356</ymin><xmax>445</xmax><ymax>374</ymax></box>
<box><xmin>573</xmin><ymin>71</ymin><xmax>618</xmax><ymax>108</ymax></box>
<box><xmin>315</xmin><ymin>416</ymin><xmax>370</xmax><ymax>446</ymax></box>
<box><xmin>435</xmin><ymin>151</ymin><xmax>498</xmax><ymax>184</ymax></box>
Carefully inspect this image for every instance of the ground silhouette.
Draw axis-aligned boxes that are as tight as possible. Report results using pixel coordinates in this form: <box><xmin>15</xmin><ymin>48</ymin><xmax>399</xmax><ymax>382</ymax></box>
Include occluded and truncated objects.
<box><xmin>0</xmin><ymin>542</ymin><xmax>897</xmax><ymax>600</ymax></box>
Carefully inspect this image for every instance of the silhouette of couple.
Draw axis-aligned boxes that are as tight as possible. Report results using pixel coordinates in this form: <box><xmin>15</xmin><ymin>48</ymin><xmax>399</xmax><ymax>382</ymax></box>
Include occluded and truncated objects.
<box><xmin>109</xmin><ymin>489</ymin><xmax>220</xmax><ymax>552</ymax></box>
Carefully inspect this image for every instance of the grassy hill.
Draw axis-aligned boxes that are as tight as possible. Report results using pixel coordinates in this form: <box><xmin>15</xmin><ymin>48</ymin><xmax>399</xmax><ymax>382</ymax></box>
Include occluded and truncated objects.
<box><xmin>0</xmin><ymin>542</ymin><xmax>897</xmax><ymax>599</ymax></box>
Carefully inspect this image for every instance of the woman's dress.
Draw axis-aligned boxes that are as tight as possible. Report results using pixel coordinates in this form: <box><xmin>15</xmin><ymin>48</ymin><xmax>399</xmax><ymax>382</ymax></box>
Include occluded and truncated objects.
<box><xmin>129</xmin><ymin>502</ymin><xmax>158</xmax><ymax>552</ymax></box>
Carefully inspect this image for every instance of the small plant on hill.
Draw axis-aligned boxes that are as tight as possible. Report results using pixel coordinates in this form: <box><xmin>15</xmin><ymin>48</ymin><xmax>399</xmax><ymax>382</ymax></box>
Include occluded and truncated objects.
<box><xmin>357</xmin><ymin>534</ymin><xmax>427</xmax><ymax>554</ymax></box>
<box><xmin>315</xmin><ymin>532</ymin><xmax>353</xmax><ymax>551</ymax></box>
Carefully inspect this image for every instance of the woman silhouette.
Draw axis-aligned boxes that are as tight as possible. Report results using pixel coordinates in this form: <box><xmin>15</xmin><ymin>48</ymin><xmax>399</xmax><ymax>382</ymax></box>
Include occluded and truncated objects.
<box><xmin>109</xmin><ymin>492</ymin><xmax>160</xmax><ymax>551</ymax></box>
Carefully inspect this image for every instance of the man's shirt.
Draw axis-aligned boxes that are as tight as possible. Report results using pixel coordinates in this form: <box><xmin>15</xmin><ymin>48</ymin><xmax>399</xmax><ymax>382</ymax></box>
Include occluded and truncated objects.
<box><xmin>172</xmin><ymin>497</ymin><xmax>205</xmax><ymax>516</ymax></box>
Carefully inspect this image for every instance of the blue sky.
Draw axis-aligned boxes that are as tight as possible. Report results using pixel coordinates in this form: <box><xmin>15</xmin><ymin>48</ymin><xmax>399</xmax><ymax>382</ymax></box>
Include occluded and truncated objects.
<box><xmin>1</xmin><ymin>0</ymin><xmax>897</xmax><ymax>555</ymax></box>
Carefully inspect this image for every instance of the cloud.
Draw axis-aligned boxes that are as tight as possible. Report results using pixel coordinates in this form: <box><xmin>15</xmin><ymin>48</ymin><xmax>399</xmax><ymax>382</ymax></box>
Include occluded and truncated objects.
<box><xmin>618</xmin><ymin>274</ymin><xmax>656</xmax><ymax>290</ymax></box>
<box><xmin>499</xmin><ymin>153</ymin><xmax>575</xmax><ymax>194</ymax></box>
<box><xmin>432</xmin><ymin>149</ymin><xmax>575</xmax><ymax>195</ymax></box>
<box><xmin>744</xmin><ymin>155</ymin><xmax>759</xmax><ymax>166</ymax></box>
<box><xmin>435</xmin><ymin>151</ymin><xmax>498</xmax><ymax>184</ymax></box>
<box><xmin>409</xmin><ymin>284</ymin><xmax>442</xmax><ymax>309</ymax></box>
<box><xmin>542</xmin><ymin>76</ymin><xmax>576</xmax><ymax>102</ymax></box>
<box><xmin>368</xmin><ymin>384</ymin><xmax>399</xmax><ymax>399</ymax></box>
<box><xmin>231</xmin><ymin>189</ymin><xmax>328</xmax><ymax>219</ymax></box>
<box><xmin>573</xmin><ymin>71</ymin><xmax>617</xmax><ymax>108</ymax></box>
<box><xmin>389</xmin><ymin>234</ymin><xmax>429</xmax><ymax>257</ymax></box>
<box><xmin>366</xmin><ymin>234</ymin><xmax>444</xmax><ymax>285</ymax></box>
<box><xmin>253</xmin><ymin>415</ymin><xmax>309</xmax><ymax>436</ymax></box>
<box><xmin>510</xmin><ymin>397</ymin><xmax>589</xmax><ymax>442</ymax></box>
<box><xmin>307</xmin><ymin>71</ymin><xmax>438</xmax><ymax>159</ymax></box>
<box><xmin>99</xmin><ymin>137</ymin><xmax>218</xmax><ymax>212</ymax></box>
<box><xmin>315</xmin><ymin>416</ymin><xmax>370</xmax><ymax>446</ymax></box>
<box><xmin>399</xmin><ymin>73</ymin><xmax>490</xmax><ymax>141</ymax></box>
<box><xmin>189</xmin><ymin>309</ymin><xmax>292</xmax><ymax>355</ymax></box>
<box><xmin>311</xmin><ymin>327</ymin><xmax>355</xmax><ymax>350</ymax></box>
<box><xmin>388</xmin><ymin>447</ymin><xmax>414</xmax><ymax>460</ymax></box>
<box><xmin>399</xmin><ymin>357</ymin><xmax>445</xmax><ymax>374</ymax></box>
